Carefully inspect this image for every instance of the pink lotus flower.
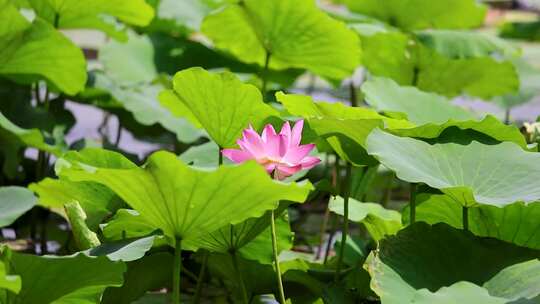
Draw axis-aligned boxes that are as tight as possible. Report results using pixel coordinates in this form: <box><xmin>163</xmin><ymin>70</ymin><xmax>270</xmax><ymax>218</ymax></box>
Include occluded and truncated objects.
<box><xmin>222</xmin><ymin>120</ymin><xmax>321</xmax><ymax>180</ymax></box>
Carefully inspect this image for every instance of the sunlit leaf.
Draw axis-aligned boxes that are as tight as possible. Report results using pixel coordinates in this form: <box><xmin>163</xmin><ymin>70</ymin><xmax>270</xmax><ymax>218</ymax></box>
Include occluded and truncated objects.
<box><xmin>202</xmin><ymin>0</ymin><xmax>360</xmax><ymax>81</ymax></box>
<box><xmin>171</xmin><ymin>67</ymin><xmax>278</xmax><ymax>148</ymax></box>
<box><xmin>0</xmin><ymin>14</ymin><xmax>86</xmax><ymax>94</ymax></box>
<box><xmin>57</xmin><ymin>148</ymin><xmax>312</xmax><ymax>244</ymax></box>
<box><xmin>337</xmin><ymin>0</ymin><xmax>487</xmax><ymax>30</ymax></box>
<box><xmin>27</xmin><ymin>0</ymin><xmax>154</xmax><ymax>38</ymax></box>
<box><xmin>366</xmin><ymin>129</ymin><xmax>538</xmax><ymax>207</ymax></box>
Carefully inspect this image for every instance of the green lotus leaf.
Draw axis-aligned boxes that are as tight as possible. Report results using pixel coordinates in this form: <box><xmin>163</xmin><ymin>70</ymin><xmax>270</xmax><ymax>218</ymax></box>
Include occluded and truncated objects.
<box><xmin>0</xmin><ymin>13</ymin><xmax>86</xmax><ymax>95</ymax></box>
<box><xmin>500</xmin><ymin>20</ymin><xmax>540</xmax><ymax>42</ymax></box>
<box><xmin>366</xmin><ymin>222</ymin><xmax>540</xmax><ymax>304</ymax></box>
<box><xmin>362</xmin><ymin>77</ymin><xmax>474</xmax><ymax>125</ymax></box>
<box><xmin>403</xmin><ymin>193</ymin><xmax>540</xmax><ymax>250</ymax></box>
<box><xmin>155</xmin><ymin>0</ymin><xmax>227</xmax><ymax>32</ymax></box>
<box><xmin>178</xmin><ymin>141</ymin><xmax>226</xmax><ymax>169</ymax></box>
<box><xmin>416</xmin><ymin>30</ymin><xmax>520</xmax><ymax>59</ymax></box>
<box><xmin>29</xmin><ymin>177</ymin><xmax>123</xmax><ymax>230</ymax></box>
<box><xmin>184</xmin><ymin>209</ymin><xmax>293</xmax><ymax>264</ymax></box>
<box><xmin>85</xmin><ymin>236</ymin><xmax>156</xmax><ymax>262</ymax></box>
<box><xmin>366</xmin><ymin>129</ymin><xmax>538</xmax><ymax>207</ymax></box>
<box><xmin>1</xmin><ymin>249</ymin><xmax>125</xmax><ymax>304</ymax></box>
<box><xmin>99</xmin><ymin>32</ymin><xmax>157</xmax><ymax>86</ymax></box>
<box><xmin>101</xmin><ymin>252</ymin><xmax>173</xmax><ymax>304</ymax></box>
<box><xmin>361</xmin><ymin>77</ymin><xmax>527</xmax><ymax>148</ymax></box>
<box><xmin>0</xmin><ymin>261</ymin><xmax>21</xmax><ymax>295</ymax></box>
<box><xmin>57</xmin><ymin>148</ymin><xmax>313</xmax><ymax>244</ymax></box>
<box><xmin>101</xmin><ymin>209</ymin><xmax>156</xmax><ymax>241</ymax></box>
<box><xmin>493</xmin><ymin>58</ymin><xmax>540</xmax><ymax>109</ymax></box>
<box><xmin>0</xmin><ymin>186</ymin><xmax>36</xmax><ymax>228</ymax></box>
<box><xmin>351</xmin><ymin>23</ymin><xmax>415</xmax><ymax>85</ymax></box>
<box><xmin>90</xmin><ymin>72</ymin><xmax>204</xmax><ymax>144</ymax></box>
<box><xmin>483</xmin><ymin>259</ymin><xmax>540</xmax><ymax>301</ymax></box>
<box><xmin>351</xmin><ymin>25</ymin><xmax>519</xmax><ymax>98</ymax></box>
<box><xmin>27</xmin><ymin>0</ymin><xmax>154</xmax><ymax>38</ymax></box>
<box><xmin>201</xmin><ymin>0</ymin><xmax>360</xmax><ymax>81</ymax></box>
<box><xmin>337</xmin><ymin>0</ymin><xmax>487</xmax><ymax>30</ymax></box>
<box><xmin>329</xmin><ymin>196</ymin><xmax>401</xmax><ymax>241</ymax></box>
<box><xmin>171</xmin><ymin>67</ymin><xmax>278</xmax><ymax>148</ymax></box>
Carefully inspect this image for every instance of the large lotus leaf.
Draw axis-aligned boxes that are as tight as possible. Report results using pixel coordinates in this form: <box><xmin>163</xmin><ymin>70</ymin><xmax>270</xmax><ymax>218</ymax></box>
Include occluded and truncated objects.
<box><xmin>90</xmin><ymin>72</ymin><xmax>204</xmax><ymax>143</ymax></box>
<box><xmin>329</xmin><ymin>196</ymin><xmax>401</xmax><ymax>241</ymax></box>
<box><xmin>0</xmin><ymin>16</ymin><xmax>86</xmax><ymax>95</ymax></box>
<box><xmin>337</xmin><ymin>0</ymin><xmax>487</xmax><ymax>30</ymax></box>
<box><xmin>27</xmin><ymin>0</ymin><xmax>154</xmax><ymax>38</ymax></box>
<box><xmin>0</xmin><ymin>260</ymin><xmax>21</xmax><ymax>294</ymax></box>
<box><xmin>360</xmin><ymin>77</ymin><xmax>527</xmax><ymax>148</ymax></box>
<box><xmin>201</xmin><ymin>0</ymin><xmax>360</xmax><ymax>81</ymax></box>
<box><xmin>416</xmin><ymin>45</ymin><xmax>519</xmax><ymax>99</ymax></box>
<box><xmin>403</xmin><ymin>193</ymin><xmax>540</xmax><ymax>250</ymax></box>
<box><xmin>350</xmin><ymin>23</ymin><xmax>416</xmax><ymax>85</ymax></box>
<box><xmin>3</xmin><ymin>250</ymin><xmax>125</xmax><ymax>304</ymax></box>
<box><xmin>0</xmin><ymin>186</ymin><xmax>36</xmax><ymax>228</ymax></box>
<box><xmin>29</xmin><ymin>178</ymin><xmax>122</xmax><ymax>230</ymax></box>
<box><xmin>362</xmin><ymin>77</ymin><xmax>474</xmax><ymax>125</ymax></box>
<box><xmin>365</xmin><ymin>222</ymin><xmax>540</xmax><ymax>304</ymax></box>
<box><xmin>99</xmin><ymin>32</ymin><xmax>157</xmax><ymax>86</ymax></box>
<box><xmin>183</xmin><ymin>208</ymin><xmax>293</xmax><ymax>264</ymax></box>
<box><xmin>171</xmin><ymin>67</ymin><xmax>278</xmax><ymax>148</ymax></box>
<box><xmin>416</xmin><ymin>30</ymin><xmax>519</xmax><ymax>59</ymax></box>
<box><xmin>101</xmin><ymin>252</ymin><xmax>173</xmax><ymax>304</ymax></box>
<box><xmin>57</xmin><ymin>149</ymin><xmax>313</xmax><ymax>244</ymax></box>
<box><xmin>366</xmin><ymin>129</ymin><xmax>538</xmax><ymax>207</ymax></box>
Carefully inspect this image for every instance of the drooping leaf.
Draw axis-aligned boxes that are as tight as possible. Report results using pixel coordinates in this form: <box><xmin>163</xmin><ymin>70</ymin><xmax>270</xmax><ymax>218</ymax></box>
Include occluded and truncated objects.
<box><xmin>27</xmin><ymin>0</ymin><xmax>154</xmax><ymax>38</ymax></box>
<box><xmin>337</xmin><ymin>0</ymin><xmax>487</xmax><ymax>30</ymax></box>
<box><xmin>0</xmin><ymin>4</ymin><xmax>86</xmax><ymax>94</ymax></box>
<box><xmin>0</xmin><ymin>186</ymin><xmax>36</xmax><ymax>227</ymax></box>
<box><xmin>329</xmin><ymin>196</ymin><xmax>401</xmax><ymax>241</ymax></box>
<box><xmin>202</xmin><ymin>0</ymin><xmax>360</xmax><ymax>81</ymax></box>
<box><xmin>29</xmin><ymin>177</ymin><xmax>122</xmax><ymax>230</ymax></box>
<box><xmin>2</xmin><ymin>249</ymin><xmax>125</xmax><ymax>304</ymax></box>
<box><xmin>483</xmin><ymin>259</ymin><xmax>540</xmax><ymax>301</ymax></box>
<box><xmin>85</xmin><ymin>236</ymin><xmax>156</xmax><ymax>262</ymax></box>
<box><xmin>57</xmin><ymin>149</ymin><xmax>313</xmax><ymax>245</ymax></box>
<box><xmin>366</xmin><ymin>129</ymin><xmax>537</xmax><ymax>207</ymax></box>
<box><xmin>171</xmin><ymin>67</ymin><xmax>278</xmax><ymax>148</ymax></box>
<box><xmin>64</xmin><ymin>200</ymin><xmax>101</xmax><ymax>250</ymax></box>
<box><xmin>403</xmin><ymin>193</ymin><xmax>540</xmax><ymax>250</ymax></box>
<box><xmin>365</xmin><ymin>222</ymin><xmax>540</xmax><ymax>304</ymax></box>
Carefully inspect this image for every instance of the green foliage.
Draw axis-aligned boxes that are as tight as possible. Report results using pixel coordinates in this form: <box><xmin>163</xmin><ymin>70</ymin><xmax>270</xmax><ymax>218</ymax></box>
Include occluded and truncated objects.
<box><xmin>337</xmin><ymin>0</ymin><xmax>487</xmax><ymax>30</ymax></box>
<box><xmin>57</xmin><ymin>148</ymin><xmax>312</xmax><ymax>244</ymax></box>
<box><xmin>366</xmin><ymin>222</ymin><xmax>540</xmax><ymax>304</ymax></box>
<box><xmin>367</xmin><ymin>129</ymin><xmax>540</xmax><ymax>207</ymax></box>
<box><xmin>0</xmin><ymin>186</ymin><xmax>36</xmax><ymax>227</ymax></box>
<box><xmin>202</xmin><ymin>0</ymin><xmax>360</xmax><ymax>81</ymax></box>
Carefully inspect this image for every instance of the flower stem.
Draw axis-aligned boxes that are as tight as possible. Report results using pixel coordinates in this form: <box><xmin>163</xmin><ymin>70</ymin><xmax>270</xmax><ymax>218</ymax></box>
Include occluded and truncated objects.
<box><xmin>410</xmin><ymin>183</ymin><xmax>417</xmax><ymax>225</ymax></box>
<box><xmin>192</xmin><ymin>251</ymin><xmax>208</xmax><ymax>304</ymax></box>
<box><xmin>261</xmin><ymin>51</ymin><xmax>271</xmax><ymax>96</ymax></box>
<box><xmin>270</xmin><ymin>209</ymin><xmax>286</xmax><ymax>303</ymax></box>
<box><xmin>462</xmin><ymin>206</ymin><xmax>469</xmax><ymax>232</ymax></box>
<box><xmin>231</xmin><ymin>250</ymin><xmax>250</xmax><ymax>304</ymax></box>
<box><xmin>172</xmin><ymin>238</ymin><xmax>182</xmax><ymax>304</ymax></box>
<box><xmin>335</xmin><ymin>162</ymin><xmax>352</xmax><ymax>282</ymax></box>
